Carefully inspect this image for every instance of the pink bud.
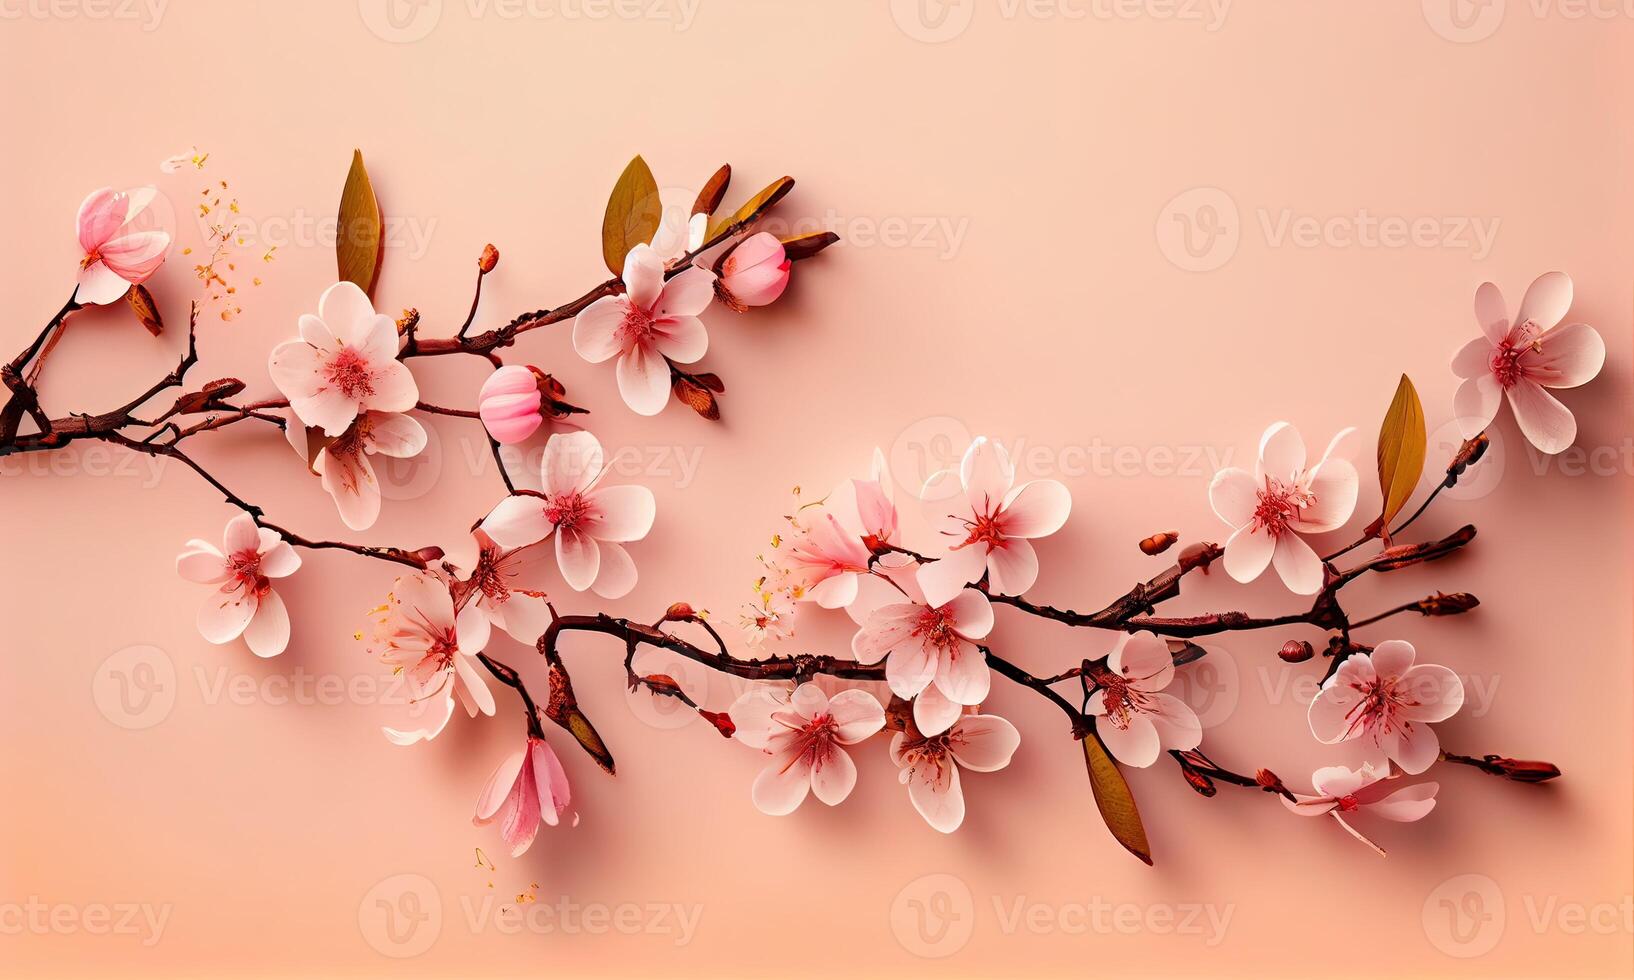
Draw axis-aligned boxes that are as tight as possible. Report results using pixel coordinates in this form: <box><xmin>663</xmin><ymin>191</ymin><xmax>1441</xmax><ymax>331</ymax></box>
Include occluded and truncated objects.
<box><xmin>478</xmin><ymin>365</ymin><xmax>544</xmax><ymax>444</ymax></box>
<box><xmin>716</xmin><ymin>232</ymin><xmax>791</xmax><ymax>311</ymax></box>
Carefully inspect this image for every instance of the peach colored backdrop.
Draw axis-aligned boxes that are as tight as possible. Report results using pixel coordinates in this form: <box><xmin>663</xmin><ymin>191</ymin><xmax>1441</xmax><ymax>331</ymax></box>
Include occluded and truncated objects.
<box><xmin>2</xmin><ymin>2</ymin><xmax>1630</xmax><ymax>976</ymax></box>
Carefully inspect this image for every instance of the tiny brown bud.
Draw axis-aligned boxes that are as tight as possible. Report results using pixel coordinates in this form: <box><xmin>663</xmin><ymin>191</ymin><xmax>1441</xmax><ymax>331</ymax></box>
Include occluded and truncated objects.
<box><xmin>126</xmin><ymin>284</ymin><xmax>164</xmax><ymax>336</ymax></box>
<box><xmin>1448</xmin><ymin>434</ymin><xmax>1490</xmax><ymax>480</ymax></box>
<box><xmin>699</xmin><ymin>709</ymin><xmax>736</xmax><ymax>738</ymax></box>
<box><xmin>1420</xmin><ymin>591</ymin><xmax>1480</xmax><ymax>616</ymax></box>
<box><xmin>1178</xmin><ymin>542</ymin><xmax>1219</xmax><ymax>574</ymax></box>
<box><xmin>672</xmin><ymin>375</ymin><xmax>720</xmax><ymax>420</ymax></box>
<box><xmin>1279</xmin><ymin>639</ymin><xmax>1315</xmax><ymax>663</ymax></box>
<box><xmin>643</xmin><ymin>674</ymin><xmax>684</xmax><ymax>698</ymax></box>
<box><xmin>1140</xmin><ymin>531</ymin><xmax>1180</xmax><ymax>556</ymax></box>
<box><xmin>663</xmin><ymin>602</ymin><xmax>696</xmax><ymax>622</ymax></box>
<box><xmin>478</xmin><ymin>244</ymin><xmax>499</xmax><ymax>274</ymax></box>
<box><xmin>396</xmin><ymin>308</ymin><xmax>421</xmax><ymax>335</ymax></box>
<box><xmin>1489</xmin><ymin>757</ymin><xmax>1561</xmax><ymax>783</ymax></box>
<box><xmin>1254</xmin><ymin>768</ymin><xmax>1283</xmax><ymax>790</ymax></box>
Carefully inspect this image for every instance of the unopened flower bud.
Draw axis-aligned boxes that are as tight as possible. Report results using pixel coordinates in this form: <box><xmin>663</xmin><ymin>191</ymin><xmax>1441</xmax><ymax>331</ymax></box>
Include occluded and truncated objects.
<box><xmin>478</xmin><ymin>244</ymin><xmax>499</xmax><ymax>274</ymax></box>
<box><xmin>643</xmin><ymin>674</ymin><xmax>683</xmax><ymax>698</ymax></box>
<box><xmin>479</xmin><ymin>365</ymin><xmax>545</xmax><ymax>444</ymax></box>
<box><xmin>1489</xmin><ymin>757</ymin><xmax>1561</xmax><ymax>783</ymax></box>
<box><xmin>1420</xmin><ymin>591</ymin><xmax>1480</xmax><ymax>616</ymax></box>
<box><xmin>1279</xmin><ymin>639</ymin><xmax>1314</xmax><ymax>663</ymax></box>
<box><xmin>1178</xmin><ymin>541</ymin><xmax>1219</xmax><ymax>574</ymax></box>
<box><xmin>1254</xmin><ymin>768</ymin><xmax>1284</xmax><ymax>790</ymax></box>
<box><xmin>699</xmin><ymin>709</ymin><xmax>736</xmax><ymax>738</ymax></box>
<box><xmin>714</xmin><ymin>232</ymin><xmax>791</xmax><ymax>312</ymax></box>
<box><xmin>1140</xmin><ymin>531</ymin><xmax>1179</xmax><ymax>556</ymax></box>
<box><xmin>1447</xmin><ymin>434</ymin><xmax>1490</xmax><ymax>481</ymax></box>
<box><xmin>664</xmin><ymin>602</ymin><xmax>696</xmax><ymax>622</ymax></box>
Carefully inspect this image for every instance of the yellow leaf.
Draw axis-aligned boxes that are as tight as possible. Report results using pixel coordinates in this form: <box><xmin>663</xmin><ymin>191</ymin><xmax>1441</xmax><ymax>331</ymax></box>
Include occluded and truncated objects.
<box><xmin>692</xmin><ymin>164</ymin><xmax>731</xmax><ymax>217</ymax></box>
<box><xmin>1082</xmin><ymin>733</ymin><xmax>1153</xmax><ymax>866</ymax></box>
<box><xmin>779</xmin><ymin>230</ymin><xmax>840</xmax><ymax>262</ymax></box>
<box><xmin>1376</xmin><ymin>374</ymin><xmax>1427</xmax><ymax>535</ymax></box>
<box><xmin>336</xmin><ymin>149</ymin><xmax>383</xmax><ymax>297</ymax></box>
<box><xmin>706</xmin><ymin>176</ymin><xmax>794</xmax><ymax>244</ymax></box>
<box><xmin>601</xmin><ymin>155</ymin><xmax>662</xmax><ymax>276</ymax></box>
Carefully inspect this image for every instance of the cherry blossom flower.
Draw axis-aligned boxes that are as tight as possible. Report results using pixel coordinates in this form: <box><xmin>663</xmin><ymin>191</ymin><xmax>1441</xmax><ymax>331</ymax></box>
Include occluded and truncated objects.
<box><xmin>1283</xmin><ymin>762</ymin><xmax>1439</xmax><ymax>856</ymax></box>
<box><xmin>1452</xmin><ymin>272</ymin><xmax>1605</xmax><ymax>455</ymax></box>
<box><xmin>176</xmin><ymin>513</ymin><xmax>302</xmax><ymax>658</ymax></box>
<box><xmin>739</xmin><ymin>587</ymin><xmax>796</xmax><ymax>647</ymax></box>
<box><xmin>716</xmin><ymin>233</ymin><xmax>791</xmax><ymax>311</ymax></box>
<box><xmin>649</xmin><ymin>189</ymin><xmax>708</xmax><ymax>266</ymax></box>
<box><xmin>473</xmin><ymin>736</ymin><xmax>572</xmax><ymax>857</ymax></box>
<box><xmin>827</xmin><ymin>447</ymin><xmax>899</xmax><ymax>550</ymax></box>
<box><xmin>268</xmin><ymin>281</ymin><xmax>419</xmax><ymax>437</ymax></box>
<box><xmin>728</xmin><ymin>683</ymin><xmax>885</xmax><ymax>815</ymax></box>
<box><xmin>481</xmin><ymin>430</ymin><xmax>655</xmax><ymax>597</ymax></box>
<box><xmin>890</xmin><ymin>713</ymin><xmax>1020</xmax><ymax>833</ymax></box>
<box><xmin>285</xmin><ymin>410</ymin><xmax>427</xmax><ymax>531</ymax></box>
<box><xmin>917</xmin><ymin>437</ymin><xmax>1072</xmax><ymax>608</ymax></box>
<box><xmin>478</xmin><ymin>365</ymin><xmax>546</xmax><ymax>445</ymax></box>
<box><xmin>444</xmin><ymin>529</ymin><xmax>554</xmax><ymax>645</ymax></box>
<box><xmin>785</xmin><ymin>513</ymin><xmax>873</xmax><ymax>608</ymax></box>
<box><xmin>1209</xmin><ymin>422</ymin><xmax>1359</xmax><ymax>595</ymax></box>
<box><xmin>74</xmin><ymin>187</ymin><xmax>171</xmax><ymax>306</ymax></box>
<box><xmin>368</xmin><ymin>571</ymin><xmax>495</xmax><ymax>745</ymax></box>
<box><xmin>1308</xmin><ymin>640</ymin><xmax>1464</xmax><ymax>775</ymax></box>
<box><xmin>571</xmin><ymin>244</ymin><xmax>715</xmax><ymax>416</ymax></box>
<box><xmin>1085</xmin><ymin>631</ymin><xmax>1201</xmax><ymax>767</ymax></box>
<box><xmin>850</xmin><ymin>562</ymin><xmax>993</xmax><ymax>737</ymax></box>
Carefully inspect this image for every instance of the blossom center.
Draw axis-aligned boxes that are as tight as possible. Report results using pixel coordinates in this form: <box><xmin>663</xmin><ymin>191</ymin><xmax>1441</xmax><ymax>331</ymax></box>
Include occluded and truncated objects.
<box><xmin>1251</xmin><ymin>476</ymin><xmax>1314</xmax><ymax>538</ymax></box>
<box><xmin>1342</xmin><ymin>674</ymin><xmax>1421</xmax><ymax>738</ymax></box>
<box><xmin>783</xmin><ymin>714</ymin><xmax>840</xmax><ymax>772</ymax></box>
<box><xmin>326</xmin><ymin>348</ymin><xmax>376</xmax><ymax>400</ymax></box>
<box><xmin>226</xmin><ymin>549</ymin><xmax>269</xmax><ymax>597</ymax></box>
<box><xmin>899</xmin><ymin>735</ymin><xmax>952</xmax><ymax>782</ymax></box>
<box><xmin>956</xmin><ymin>510</ymin><xmax>1005</xmax><ymax>551</ymax></box>
<box><xmin>912</xmin><ymin>606</ymin><xmax>960</xmax><ymax>651</ymax></box>
<box><xmin>470</xmin><ymin>551</ymin><xmax>511</xmax><ymax>605</ymax></box>
<box><xmin>1489</xmin><ymin>321</ymin><xmax>1540</xmax><ymax>390</ymax></box>
<box><xmin>1098</xmin><ymin>675</ymin><xmax>1152</xmax><ymax>731</ymax></box>
<box><xmin>544</xmin><ymin>491</ymin><xmax>591</xmax><ymax>531</ymax></box>
<box><xmin>617</xmin><ymin>303</ymin><xmax>657</xmax><ymax>350</ymax></box>
<box><xmin>1336</xmin><ymin>794</ymin><xmax>1361</xmax><ymax>812</ymax></box>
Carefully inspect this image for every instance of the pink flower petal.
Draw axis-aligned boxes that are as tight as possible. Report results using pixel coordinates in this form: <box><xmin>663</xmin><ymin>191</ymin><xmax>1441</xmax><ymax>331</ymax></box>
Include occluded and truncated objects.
<box><xmin>655</xmin><ymin>266</ymin><xmax>716</xmax><ymax>319</ymax></box>
<box><xmin>751</xmin><ymin>750</ymin><xmax>814</xmax><ymax>815</ymax></box>
<box><xmin>827</xmin><ymin>689</ymin><xmax>886</xmax><ymax>743</ymax></box>
<box><xmin>453</xmin><ymin>652</ymin><xmax>497</xmax><ymax>717</ymax></box>
<box><xmin>455</xmin><ymin>600</ymin><xmax>491</xmax><ymax>657</ymax></box>
<box><xmin>945</xmin><ymin>588</ymin><xmax>993</xmax><ymax>640</ymax></box>
<box><xmin>584</xmin><ymin>484</ymin><xmax>656</xmax><ymax>542</ymax></box>
<box><xmin>590</xmin><ymin>541</ymin><xmax>638</xmax><ymax>599</ymax></box>
<box><xmin>197</xmin><ymin>589</ymin><xmax>256</xmax><ymax>645</ymax></box>
<box><xmin>1144</xmin><ymin>692</ymin><xmax>1202</xmax><ymax>751</ymax></box>
<box><xmin>885</xmin><ymin>639</ymin><xmax>937</xmax><ymax>700</ymax></box>
<box><xmin>572</xmin><ymin>296</ymin><xmax>629</xmax><ymax>363</ymax></box>
<box><xmin>650</xmin><ymin>314</ymin><xmax>708</xmax><ymax>363</ymax></box>
<box><xmin>1290</xmin><ymin>458</ymin><xmax>1358</xmax><ymax>534</ymax></box>
<box><xmin>809</xmin><ymin>747</ymin><xmax>858</xmax><ymax>806</ymax></box>
<box><xmin>1515</xmin><ymin>271</ymin><xmax>1572</xmax><ymax>333</ymax></box>
<box><xmin>555</xmin><ymin>528</ymin><xmax>600</xmax><ymax>591</ymax></box>
<box><xmin>1311</xmin><ymin>764</ymin><xmax>1370</xmax><ymax>799</ymax></box>
<box><xmin>96</xmin><ymin>230</ymin><xmax>169</xmax><ymax>283</ymax></box>
<box><xmin>903</xmin><ymin>748</ymin><xmax>964</xmax><ymax>833</ymax></box>
<box><xmin>913</xmin><ymin>683</ymin><xmax>963</xmax><ymax>737</ymax></box>
<box><xmin>854</xmin><ymin>604</ymin><xmax>921</xmax><ymax>664</ymax></box>
<box><xmin>1256</xmin><ymin>422</ymin><xmax>1306</xmax><ymax>482</ymax></box>
<box><xmin>1097</xmin><ymin>713</ymin><xmax>1160</xmax><ymax>768</ymax></box>
<box><xmin>73</xmin><ymin>261</ymin><xmax>134</xmax><ymax>306</ymax></box>
<box><xmin>176</xmin><ymin>541</ymin><xmax>228</xmax><ymax>583</ymax></box>
<box><xmin>1395</xmin><ymin>663</ymin><xmax>1465</xmax><ymax>723</ymax></box>
<box><xmin>960</xmin><ymin>437</ymin><xmax>1014</xmax><ymax>514</ymax></box>
<box><xmin>318</xmin><ymin>448</ymin><xmax>381</xmax><ymax>531</ymax></box>
<box><xmin>76</xmin><ymin>187</ymin><xmax>124</xmax><ymax>252</ymax></box>
<box><xmin>541</xmin><ymin>430</ymin><xmax>603</xmax><ymax>497</ymax></box>
<box><xmin>530</xmin><ymin>739</ymin><xmax>571</xmax><ymax>826</ymax></box>
<box><xmin>621</xmin><ymin>245</ymin><xmax>665</xmax><ymax>311</ymax></box>
<box><xmin>916</xmin><ymin>544</ymin><xmax>987</xmax><ymax>609</ymax></box>
<box><xmin>1473</xmin><ymin>281</ymin><xmax>1509</xmax><ymax>344</ymax></box>
<box><xmin>932</xmin><ymin>641</ymin><xmax>990</xmax><ymax>706</ymax></box>
<box><xmin>984</xmin><ymin>538</ymin><xmax>1038</xmax><ymax>597</ymax></box>
<box><xmin>728</xmin><ymin>687</ymin><xmax>786</xmax><ymax>750</ymax></box>
<box><xmin>807</xmin><ymin>571</ymin><xmax>860</xmax><ymax>609</ymax></box>
<box><xmin>474</xmin><ymin>747</ymin><xmax>527</xmax><ymax>821</ymax></box>
<box><xmin>1111</xmin><ymin>632</ymin><xmax>1175</xmax><ymax>692</ymax></box>
<box><xmin>259</xmin><ymin>541</ymin><xmax>301</xmax><ymax>579</ymax></box>
<box><xmin>1453</xmin><ymin>373</ymin><xmax>1503</xmax><ymax>439</ymax></box>
<box><xmin>1451</xmin><ymin>336</ymin><xmax>1493</xmax><ymax>380</ymax></box>
<box><xmin>1208</xmin><ymin>467</ymin><xmax>1258</xmax><ymax>528</ymax></box>
<box><xmin>242</xmin><ymin>589</ymin><xmax>290</xmax><ymax>658</ymax></box>
<box><xmin>1272</xmin><ymin>532</ymin><xmax>1323</xmax><ymax>595</ymax></box>
<box><xmin>362</xmin><ymin>412</ymin><xmax>427</xmax><ymax>458</ymax></box>
<box><xmin>948</xmin><ymin>714</ymin><xmax>1020</xmax><ymax>772</ymax></box>
<box><xmin>482</xmin><ymin>495</ymin><xmax>553</xmax><ymax>550</ymax></box>
<box><xmin>317</xmin><ymin>281</ymin><xmax>379</xmax><ymax>348</ymax></box>
<box><xmin>1368</xmin><ymin>640</ymin><xmax>1417</xmax><ymax>682</ymax></box>
<box><xmin>363</xmin><ymin>361</ymin><xmax>419</xmax><ymax>416</ymax></box>
<box><xmin>999</xmin><ymin>480</ymin><xmax>1071</xmax><ymax>538</ymax></box>
<box><xmin>1524</xmin><ymin>321</ymin><xmax>1605</xmax><ymax>389</ymax></box>
<box><xmin>1365</xmin><ymin>781</ymin><xmax>1438</xmax><ymax>822</ymax></box>
<box><xmin>1506</xmin><ymin>379</ymin><xmax>1577</xmax><ymax>454</ymax></box>
<box><xmin>1222</xmin><ymin>524</ymin><xmax>1273</xmax><ymax>584</ymax></box>
<box><xmin>1383</xmin><ymin>720</ymin><xmax>1442</xmax><ymax>775</ymax></box>
<box><xmin>615</xmin><ymin>347</ymin><xmax>672</xmax><ymax>417</ymax></box>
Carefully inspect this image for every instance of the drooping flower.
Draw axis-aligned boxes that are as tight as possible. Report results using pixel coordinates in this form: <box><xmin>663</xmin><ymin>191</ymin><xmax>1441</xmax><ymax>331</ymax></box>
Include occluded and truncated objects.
<box><xmin>285</xmin><ymin>410</ymin><xmax>427</xmax><ymax>531</ymax></box>
<box><xmin>784</xmin><ymin>513</ymin><xmax>873</xmax><ymax>608</ymax></box>
<box><xmin>444</xmin><ymin>529</ymin><xmax>553</xmax><ymax>645</ymax></box>
<box><xmin>728</xmin><ymin>683</ymin><xmax>885</xmax><ymax>815</ymax></box>
<box><xmin>850</xmin><ymin>563</ymin><xmax>993</xmax><ymax>737</ymax></box>
<box><xmin>480</xmin><ymin>430</ymin><xmax>655</xmax><ymax>597</ymax></box>
<box><xmin>1308</xmin><ymin>640</ymin><xmax>1464</xmax><ymax>775</ymax></box>
<box><xmin>473</xmin><ymin>736</ymin><xmax>572</xmax><ymax>857</ymax></box>
<box><xmin>1085</xmin><ymin>631</ymin><xmax>1201</xmax><ymax>767</ymax></box>
<box><xmin>1209</xmin><ymin>422</ymin><xmax>1359</xmax><ymax>595</ymax></box>
<box><xmin>176</xmin><ymin>513</ymin><xmax>302</xmax><ymax>657</ymax></box>
<box><xmin>74</xmin><ymin>187</ymin><xmax>171</xmax><ymax>306</ymax></box>
<box><xmin>827</xmin><ymin>447</ymin><xmax>900</xmax><ymax>550</ymax></box>
<box><xmin>369</xmin><ymin>571</ymin><xmax>495</xmax><ymax>745</ymax></box>
<box><xmin>478</xmin><ymin>365</ymin><xmax>546</xmax><ymax>445</ymax></box>
<box><xmin>890</xmin><ymin>713</ymin><xmax>1021</xmax><ymax>833</ymax></box>
<box><xmin>268</xmin><ymin>281</ymin><xmax>419</xmax><ymax>437</ymax></box>
<box><xmin>1282</xmin><ymin>762</ymin><xmax>1439</xmax><ymax>856</ymax></box>
<box><xmin>716</xmin><ymin>232</ymin><xmax>791</xmax><ymax>311</ymax></box>
<box><xmin>917</xmin><ymin>437</ymin><xmax>1072</xmax><ymax>608</ymax></box>
<box><xmin>571</xmin><ymin>244</ymin><xmax>715</xmax><ymax>416</ymax></box>
<box><xmin>1452</xmin><ymin>272</ymin><xmax>1605</xmax><ymax>454</ymax></box>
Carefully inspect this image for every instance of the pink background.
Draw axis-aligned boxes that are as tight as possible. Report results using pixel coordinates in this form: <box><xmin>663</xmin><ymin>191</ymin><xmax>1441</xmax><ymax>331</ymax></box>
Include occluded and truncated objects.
<box><xmin>2</xmin><ymin>2</ymin><xmax>1630</xmax><ymax>975</ymax></box>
